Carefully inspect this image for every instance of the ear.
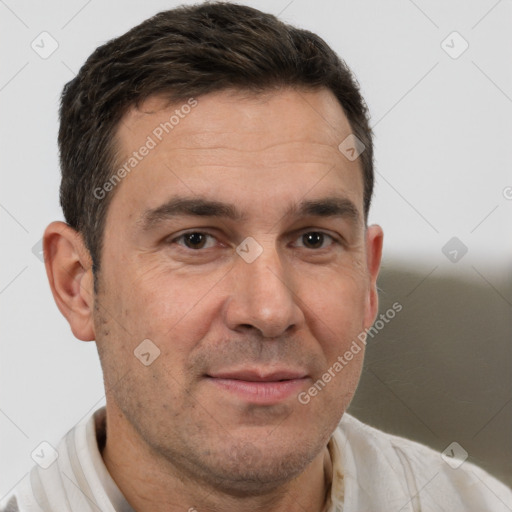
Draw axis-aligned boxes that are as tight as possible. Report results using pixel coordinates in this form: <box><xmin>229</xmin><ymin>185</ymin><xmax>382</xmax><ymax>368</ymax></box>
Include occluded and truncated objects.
<box><xmin>363</xmin><ymin>224</ymin><xmax>384</xmax><ymax>329</ymax></box>
<box><xmin>43</xmin><ymin>221</ymin><xmax>96</xmax><ymax>341</ymax></box>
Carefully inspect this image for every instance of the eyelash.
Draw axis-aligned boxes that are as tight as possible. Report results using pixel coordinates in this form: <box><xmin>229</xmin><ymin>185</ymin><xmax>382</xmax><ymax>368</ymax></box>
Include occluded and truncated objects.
<box><xmin>169</xmin><ymin>230</ymin><xmax>340</xmax><ymax>251</ymax></box>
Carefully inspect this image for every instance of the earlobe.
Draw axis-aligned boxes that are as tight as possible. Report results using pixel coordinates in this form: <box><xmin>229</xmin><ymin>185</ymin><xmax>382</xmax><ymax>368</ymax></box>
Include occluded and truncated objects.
<box><xmin>364</xmin><ymin>224</ymin><xmax>384</xmax><ymax>328</ymax></box>
<box><xmin>43</xmin><ymin>221</ymin><xmax>96</xmax><ymax>341</ymax></box>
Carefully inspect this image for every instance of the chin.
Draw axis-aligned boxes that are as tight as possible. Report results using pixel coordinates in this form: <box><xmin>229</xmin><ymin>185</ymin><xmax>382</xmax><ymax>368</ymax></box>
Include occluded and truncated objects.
<box><xmin>200</xmin><ymin>443</ymin><xmax>317</xmax><ymax>496</ymax></box>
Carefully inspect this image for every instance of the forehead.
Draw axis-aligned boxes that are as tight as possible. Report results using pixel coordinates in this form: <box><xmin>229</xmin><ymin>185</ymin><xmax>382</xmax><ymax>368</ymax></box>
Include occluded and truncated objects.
<box><xmin>120</xmin><ymin>87</ymin><xmax>352</xmax><ymax>145</ymax></box>
<box><xmin>108</xmin><ymin>88</ymin><xmax>364</xmax><ymax>223</ymax></box>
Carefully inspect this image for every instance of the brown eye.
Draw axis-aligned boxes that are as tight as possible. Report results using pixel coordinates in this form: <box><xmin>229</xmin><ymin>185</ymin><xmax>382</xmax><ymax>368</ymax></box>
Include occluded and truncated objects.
<box><xmin>301</xmin><ymin>232</ymin><xmax>327</xmax><ymax>249</ymax></box>
<box><xmin>184</xmin><ymin>233</ymin><xmax>206</xmax><ymax>249</ymax></box>
<box><xmin>175</xmin><ymin>232</ymin><xmax>216</xmax><ymax>250</ymax></box>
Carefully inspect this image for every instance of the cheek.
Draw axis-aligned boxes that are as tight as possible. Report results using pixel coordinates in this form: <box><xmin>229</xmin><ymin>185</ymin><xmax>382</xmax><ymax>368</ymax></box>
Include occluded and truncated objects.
<box><xmin>300</xmin><ymin>270</ymin><xmax>369</xmax><ymax>339</ymax></box>
<box><xmin>115</xmin><ymin>261</ymin><xmax>225</xmax><ymax>353</ymax></box>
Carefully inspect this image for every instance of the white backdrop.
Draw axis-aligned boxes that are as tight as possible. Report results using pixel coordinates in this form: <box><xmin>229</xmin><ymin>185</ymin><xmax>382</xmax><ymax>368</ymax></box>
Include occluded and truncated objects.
<box><xmin>1</xmin><ymin>0</ymin><xmax>511</xmax><ymax>498</ymax></box>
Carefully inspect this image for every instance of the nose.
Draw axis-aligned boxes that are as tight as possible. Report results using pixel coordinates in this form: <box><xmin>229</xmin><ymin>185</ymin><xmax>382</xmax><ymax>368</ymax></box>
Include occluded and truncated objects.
<box><xmin>223</xmin><ymin>245</ymin><xmax>305</xmax><ymax>338</ymax></box>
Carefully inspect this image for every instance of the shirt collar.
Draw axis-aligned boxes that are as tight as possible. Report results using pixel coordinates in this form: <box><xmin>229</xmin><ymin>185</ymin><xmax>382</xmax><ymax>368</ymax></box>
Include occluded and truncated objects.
<box><xmin>90</xmin><ymin>407</ymin><xmax>346</xmax><ymax>512</ymax></box>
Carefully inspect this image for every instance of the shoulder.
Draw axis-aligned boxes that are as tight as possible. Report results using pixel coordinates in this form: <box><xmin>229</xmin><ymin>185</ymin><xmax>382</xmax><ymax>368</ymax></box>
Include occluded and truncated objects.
<box><xmin>334</xmin><ymin>413</ymin><xmax>512</xmax><ymax>511</ymax></box>
<box><xmin>0</xmin><ymin>408</ymin><xmax>113</xmax><ymax>512</ymax></box>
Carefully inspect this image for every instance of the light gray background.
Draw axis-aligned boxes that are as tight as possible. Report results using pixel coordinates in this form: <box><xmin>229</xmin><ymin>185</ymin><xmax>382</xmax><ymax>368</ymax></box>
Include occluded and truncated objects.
<box><xmin>1</xmin><ymin>0</ymin><xmax>511</xmax><ymax>500</ymax></box>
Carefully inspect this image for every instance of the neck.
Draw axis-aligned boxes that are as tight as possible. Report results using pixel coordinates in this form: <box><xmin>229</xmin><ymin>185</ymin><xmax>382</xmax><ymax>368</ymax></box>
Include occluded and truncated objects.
<box><xmin>101</xmin><ymin>406</ymin><xmax>332</xmax><ymax>512</ymax></box>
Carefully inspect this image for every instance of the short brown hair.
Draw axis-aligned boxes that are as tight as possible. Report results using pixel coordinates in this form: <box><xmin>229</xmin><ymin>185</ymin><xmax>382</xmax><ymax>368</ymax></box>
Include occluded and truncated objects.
<box><xmin>59</xmin><ymin>1</ymin><xmax>374</xmax><ymax>276</ymax></box>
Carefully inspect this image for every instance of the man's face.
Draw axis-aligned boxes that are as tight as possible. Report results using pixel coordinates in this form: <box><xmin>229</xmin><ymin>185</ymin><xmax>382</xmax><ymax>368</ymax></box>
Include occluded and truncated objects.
<box><xmin>93</xmin><ymin>88</ymin><xmax>382</xmax><ymax>490</ymax></box>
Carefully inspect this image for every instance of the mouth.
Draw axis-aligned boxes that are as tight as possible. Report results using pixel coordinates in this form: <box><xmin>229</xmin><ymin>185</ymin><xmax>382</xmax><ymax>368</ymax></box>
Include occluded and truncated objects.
<box><xmin>205</xmin><ymin>369</ymin><xmax>309</xmax><ymax>404</ymax></box>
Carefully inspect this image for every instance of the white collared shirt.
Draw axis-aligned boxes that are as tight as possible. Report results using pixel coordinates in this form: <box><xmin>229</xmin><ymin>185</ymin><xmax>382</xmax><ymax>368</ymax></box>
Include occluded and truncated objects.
<box><xmin>2</xmin><ymin>407</ymin><xmax>511</xmax><ymax>511</ymax></box>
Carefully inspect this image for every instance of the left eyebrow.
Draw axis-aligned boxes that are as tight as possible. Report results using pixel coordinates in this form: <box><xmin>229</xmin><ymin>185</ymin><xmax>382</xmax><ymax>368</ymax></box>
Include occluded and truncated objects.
<box><xmin>290</xmin><ymin>197</ymin><xmax>362</xmax><ymax>226</ymax></box>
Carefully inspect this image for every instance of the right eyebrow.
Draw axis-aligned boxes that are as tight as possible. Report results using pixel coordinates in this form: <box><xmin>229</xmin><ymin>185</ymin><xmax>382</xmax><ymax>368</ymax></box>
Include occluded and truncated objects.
<box><xmin>137</xmin><ymin>197</ymin><xmax>247</xmax><ymax>232</ymax></box>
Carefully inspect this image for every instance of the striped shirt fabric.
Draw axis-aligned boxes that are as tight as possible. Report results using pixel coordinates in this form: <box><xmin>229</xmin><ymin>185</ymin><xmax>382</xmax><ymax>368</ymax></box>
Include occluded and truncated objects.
<box><xmin>2</xmin><ymin>408</ymin><xmax>511</xmax><ymax>511</ymax></box>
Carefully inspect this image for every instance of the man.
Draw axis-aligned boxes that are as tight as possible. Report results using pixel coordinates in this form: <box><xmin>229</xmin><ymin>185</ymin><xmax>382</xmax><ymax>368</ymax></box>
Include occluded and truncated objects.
<box><xmin>3</xmin><ymin>2</ymin><xmax>511</xmax><ymax>511</ymax></box>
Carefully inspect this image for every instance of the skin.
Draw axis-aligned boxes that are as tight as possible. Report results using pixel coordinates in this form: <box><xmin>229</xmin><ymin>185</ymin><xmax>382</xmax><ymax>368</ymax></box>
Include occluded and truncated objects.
<box><xmin>44</xmin><ymin>87</ymin><xmax>383</xmax><ymax>512</ymax></box>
